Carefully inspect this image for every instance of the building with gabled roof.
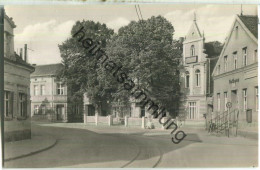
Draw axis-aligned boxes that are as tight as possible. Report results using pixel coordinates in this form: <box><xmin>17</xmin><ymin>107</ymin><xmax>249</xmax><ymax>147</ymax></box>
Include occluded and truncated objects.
<box><xmin>212</xmin><ymin>15</ymin><xmax>258</xmax><ymax>124</ymax></box>
<box><xmin>30</xmin><ymin>63</ymin><xmax>83</xmax><ymax>122</ymax></box>
<box><xmin>3</xmin><ymin>11</ymin><xmax>35</xmax><ymax>142</ymax></box>
<box><xmin>179</xmin><ymin>14</ymin><xmax>222</xmax><ymax>121</ymax></box>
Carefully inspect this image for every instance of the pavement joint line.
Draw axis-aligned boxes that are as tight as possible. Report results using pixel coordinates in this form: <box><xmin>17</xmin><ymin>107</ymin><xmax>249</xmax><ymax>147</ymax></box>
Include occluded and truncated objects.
<box><xmin>4</xmin><ymin>138</ymin><xmax>58</xmax><ymax>162</ymax></box>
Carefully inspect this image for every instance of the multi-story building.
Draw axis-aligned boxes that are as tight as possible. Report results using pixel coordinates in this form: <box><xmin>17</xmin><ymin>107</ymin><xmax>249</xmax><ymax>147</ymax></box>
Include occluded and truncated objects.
<box><xmin>30</xmin><ymin>63</ymin><xmax>83</xmax><ymax>122</ymax></box>
<box><xmin>3</xmin><ymin>12</ymin><xmax>35</xmax><ymax>141</ymax></box>
<box><xmin>212</xmin><ymin>15</ymin><xmax>258</xmax><ymax>123</ymax></box>
<box><xmin>179</xmin><ymin>15</ymin><xmax>221</xmax><ymax>121</ymax></box>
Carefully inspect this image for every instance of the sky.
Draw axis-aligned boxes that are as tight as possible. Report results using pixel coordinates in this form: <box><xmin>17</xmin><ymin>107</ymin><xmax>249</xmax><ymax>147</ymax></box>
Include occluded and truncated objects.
<box><xmin>5</xmin><ymin>4</ymin><xmax>258</xmax><ymax>65</ymax></box>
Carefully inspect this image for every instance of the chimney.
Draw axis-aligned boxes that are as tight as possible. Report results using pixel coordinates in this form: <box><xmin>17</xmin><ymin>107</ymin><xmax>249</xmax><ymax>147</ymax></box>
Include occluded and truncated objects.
<box><xmin>24</xmin><ymin>44</ymin><xmax>27</xmax><ymax>62</ymax></box>
<box><xmin>19</xmin><ymin>48</ymin><xmax>23</xmax><ymax>58</ymax></box>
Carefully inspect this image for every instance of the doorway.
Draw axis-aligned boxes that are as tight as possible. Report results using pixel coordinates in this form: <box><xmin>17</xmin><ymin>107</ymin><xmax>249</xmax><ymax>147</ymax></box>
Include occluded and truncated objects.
<box><xmin>56</xmin><ymin>105</ymin><xmax>65</xmax><ymax>120</ymax></box>
<box><xmin>231</xmin><ymin>90</ymin><xmax>238</xmax><ymax>109</ymax></box>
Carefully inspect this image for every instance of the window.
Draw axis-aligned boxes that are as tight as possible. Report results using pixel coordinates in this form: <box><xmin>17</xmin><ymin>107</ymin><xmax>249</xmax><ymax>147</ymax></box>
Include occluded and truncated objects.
<box><xmin>185</xmin><ymin>71</ymin><xmax>190</xmax><ymax>88</ymax></box>
<box><xmin>4</xmin><ymin>91</ymin><xmax>10</xmax><ymax>117</ymax></box>
<box><xmin>57</xmin><ymin>83</ymin><xmax>65</xmax><ymax>95</ymax></box>
<box><xmin>254</xmin><ymin>49</ymin><xmax>258</xmax><ymax>62</ymax></box>
<box><xmin>233</xmin><ymin>51</ymin><xmax>237</xmax><ymax>69</ymax></box>
<box><xmin>40</xmin><ymin>85</ymin><xmax>45</xmax><ymax>95</ymax></box>
<box><xmin>34</xmin><ymin>85</ymin><xmax>38</xmax><ymax>96</ymax></box>
<box><xmin>19</xmin><ymin>93</ymin><xmax>26</xmax><ymax>117</ymax></box>
<box><xmin>141</xmin><ymin>107</ymin><xmax>145</xmax><ymax>117</ymax></box>
<box><xmin>224</xmin><ymin>92</ymin><xmax>228</xmax><ymax>111</ymax></box>
<box><xmin>34</xmin><ymin>105</ymin><xmax>39</xmax><ymax>115</ymax></box>
<box><xmin>217</xmin><ymin>93</ymin><xmax>220</xmax><ymax>112</ymax></box>
<box><xmin>256</xmin><ymin>87</ymin><xmax>258</xmax><ymax>111</ymax></box>
<box><xmin>40</xmin><ymin>105</ymin><xmax>46</xmax><ymax>115</ymax></box>
<box><xmin>243</xmin><ymin>89</ymin><xmax>247</xmax><ymax>111</ymax></box>
<box><xmin>190</xmin><ymin>45</ymin><xmax>195</xmax><ymax>56</ymax></box>
<box><xmin>195</xmin><ymin>69</ymin><xmax>200</xmax><ymax>87</ymax></box>
<box><xmin>224</xmin><ymin>56</ymin><xmax>228</xmax><ymax>72</ymax></box>
<box><xmin>188</xmin><ymin>102</ymin><xmax>197</xmax><ymax>119</ymax></box>
<box><xmin>243</xmin><ymin>47</ymin><xmax>247</xmax><ymax>66</ymax></box>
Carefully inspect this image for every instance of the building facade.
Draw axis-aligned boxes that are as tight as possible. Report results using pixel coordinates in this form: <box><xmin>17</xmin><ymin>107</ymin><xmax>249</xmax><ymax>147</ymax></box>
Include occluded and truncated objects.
<box><xmin>30</xmin><ymin>63</ymin><xmax>83</xmax><ymax>122</ymax></box>
<box><xmin>212</xmin><ymin>15</ymin><xmax>258</xmax><ymax>123</ymax></box>
<box><xmin>179</xmin><ymin>16</ymin><xmax>210</xmax><ymax>121</ymax></box>
<box><xmin>4</xmin><ymin>13</ymin><xmax>35</xmax><ymax>141</ymax></box>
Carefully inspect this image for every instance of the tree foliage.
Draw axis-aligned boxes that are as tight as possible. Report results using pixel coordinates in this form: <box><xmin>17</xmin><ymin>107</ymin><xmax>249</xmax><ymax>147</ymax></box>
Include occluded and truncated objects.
<box><xmin>59</xmin><ymin>16</ymin><xmax>182</xmax><ymax>117</ymax></box>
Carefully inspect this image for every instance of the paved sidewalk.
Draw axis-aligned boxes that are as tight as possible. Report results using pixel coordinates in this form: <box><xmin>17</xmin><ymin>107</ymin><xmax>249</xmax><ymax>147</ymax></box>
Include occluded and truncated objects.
<box><xmin>4</xmin><ymin>134</ymin><xmax>57</xmax><ymax>161</ymax></box>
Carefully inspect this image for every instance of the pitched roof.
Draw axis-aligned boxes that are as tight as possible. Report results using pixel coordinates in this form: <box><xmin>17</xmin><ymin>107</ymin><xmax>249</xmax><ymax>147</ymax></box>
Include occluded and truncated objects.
<box><xmin>31</xmin><ymin>63</ymin><xmax>64</xmax><ymax>77</ymax></box>
<box><xmin>185</xmin><ymin>20</ymin><xmax>203</xmax><ymax>41</ymax></box>
<box><xmin>238</xmin><ymin>15</ymin><xmax>258</xmax><ymax>38</ymax></box>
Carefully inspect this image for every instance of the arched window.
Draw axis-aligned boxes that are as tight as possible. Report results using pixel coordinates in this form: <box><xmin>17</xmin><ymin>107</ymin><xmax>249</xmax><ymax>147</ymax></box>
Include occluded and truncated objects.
<box><xmin>195</xmin><ymin>69</ymin><xmax>200</xmax><ymax>87</ymax></box>
<box><xmin>190</xmin><ymin>45</ymin><xmax>195</xmax><ymax>56</ymax></box>
<box><xmin>185</xmin><ymin>71</ymin><xmax>190</xmax><ymax>88</ymax></box>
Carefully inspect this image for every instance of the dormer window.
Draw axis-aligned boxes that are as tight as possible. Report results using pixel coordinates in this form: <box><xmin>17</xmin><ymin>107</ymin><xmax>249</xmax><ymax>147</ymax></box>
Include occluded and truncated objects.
<box><xmin>190</xmin><ymin>45</ymin><xmax>195</xmax><ymax>56</ymax></box>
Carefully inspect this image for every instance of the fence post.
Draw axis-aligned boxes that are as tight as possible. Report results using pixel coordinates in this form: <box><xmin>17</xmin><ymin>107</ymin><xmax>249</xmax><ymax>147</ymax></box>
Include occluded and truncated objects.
<box><xmin>95</xmin><ymin>114</ymin><xmax>98</xmax><ymax>126</ymax></box>
<box><xmin>108</xmin><ymin>115</ymin><xmax>112</xmax><ymax>126</ymax></box>
<box><xmin>125</xmin><ymin>116</ymin><xmax>128</xmax><ymax>127</ymax></box>
<box><xmin>142</xmin><ymin>116</ymin><xmax>145</xmax><ymax>129</ymax></box>
<box><xmin>84</xmin><ymin>114</ymin><xmax>87</xmax><ymax>125</ymax></box>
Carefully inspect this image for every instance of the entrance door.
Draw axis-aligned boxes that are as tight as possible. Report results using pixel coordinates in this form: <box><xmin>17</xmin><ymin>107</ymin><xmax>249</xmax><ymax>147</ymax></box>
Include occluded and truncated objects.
<box><xmin>231</xmin><ymin>90</ymin><xmax>238</xmax><ymax>109</ymax></box>
<box><xmin>56</xmin><ymin>105</ymin><xmax>65</xmax><ymax>120</ymax></box>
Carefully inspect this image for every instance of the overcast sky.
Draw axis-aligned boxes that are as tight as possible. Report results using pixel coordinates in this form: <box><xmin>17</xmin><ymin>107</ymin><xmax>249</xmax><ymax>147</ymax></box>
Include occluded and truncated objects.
<box><xmin>5</xmin><ymin>4</ymin><xmax>257</xmax><ymax>65</ymax></box>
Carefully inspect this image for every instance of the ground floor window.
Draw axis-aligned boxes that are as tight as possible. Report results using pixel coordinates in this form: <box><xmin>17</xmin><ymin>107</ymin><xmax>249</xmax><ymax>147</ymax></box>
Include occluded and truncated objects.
<box><xmin>217</xmin><ymin>93</ymin><xmax>220</xmax><ymax>112</ymax></box>
<box><xmin>4</xmin><ymin>91</ymin><xmax>11</xmax><ymax>117</ymax></box>
<box><xmin>188</xmin><ymin>102</ymin><xmax>197</xmax><ymax>119</ymax></box>
<box><xmin>19</xmin><ymin>93</ymin><xmax>27</xmax><ymax>117</ymax></box>
<box><xmin>224</xmin><ymin>92</ymin><xmax>228</xmax><ymax>111</ymax></box>
<box><xmin>243</xmin><ymin>89</ymin><xmax>247</xmax><ymax>111</ymax></box>
<box><xmin>40</xmin><ymin>105</ymin><xmax>46</xmax><ymax>115</ymax></box>
<box><xmin>34</xmin><ymin>105</ymin><xmax>39</xmax><ymax>114</ymax></box>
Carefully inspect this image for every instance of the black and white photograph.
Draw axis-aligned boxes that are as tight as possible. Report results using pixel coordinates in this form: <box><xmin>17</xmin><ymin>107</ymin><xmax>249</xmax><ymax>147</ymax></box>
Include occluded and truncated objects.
<box><xmin>0</xmin><ymin>2</ymin><xmax>258</xmax><ymax>168</ymax></box>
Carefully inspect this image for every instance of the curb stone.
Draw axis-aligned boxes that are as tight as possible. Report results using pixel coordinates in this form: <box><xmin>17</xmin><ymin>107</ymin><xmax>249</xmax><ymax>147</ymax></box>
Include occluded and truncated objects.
<box><xmin>4</xmin><ymin>138</ymin><xmax>58</xmax><ymax>162</ymax></box>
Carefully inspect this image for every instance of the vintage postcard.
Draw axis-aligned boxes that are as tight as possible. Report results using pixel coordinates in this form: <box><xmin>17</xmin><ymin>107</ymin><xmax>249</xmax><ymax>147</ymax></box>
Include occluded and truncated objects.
<box><xmin>0</xmin><ymin>2</ymin><xmax>258</xmax><ymax>168</ymax></box>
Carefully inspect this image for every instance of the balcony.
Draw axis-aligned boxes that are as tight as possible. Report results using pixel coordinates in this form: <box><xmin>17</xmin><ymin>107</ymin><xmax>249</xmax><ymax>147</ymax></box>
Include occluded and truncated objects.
<box><xmin>185</xmin><ymin>56</ymin><xmax>198</xmax><ymax>64</ymax></box>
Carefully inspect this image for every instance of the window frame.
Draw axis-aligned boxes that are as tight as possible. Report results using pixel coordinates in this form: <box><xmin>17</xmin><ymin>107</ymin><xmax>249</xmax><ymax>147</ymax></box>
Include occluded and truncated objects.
<box><xmin>243</xmin><ymin>89</ymin><xmax>247</xmax><ymax>111</ymax></box>
<box><xmin>195</xmin><ymin>69</ymin><xmax>200</xmax><ymax>87</ymax></box>
<box><xmin>217</xmin><ymin>93</ymin><xmax>221</xmax><ymax>112</ymax></box>
<box><xmin>188</xmin><ymin>102</ymin><xmax>197</xmax><ymax>119</ymax></box>
<box><xmin>233</xmin><ymin>51</ymin><xmax>237</xmax><ymax>69</ymax></box>
<box><xmin>224</xmin><ymin>92</ymin><xmax>228</xmax><ymax>111</ymax></box>
<box><xmin>224</xmin><ymin>55</ymin><xmax>228</xmax><ymax>72</ymax></box>
<box><xmin>185</xmin><ymin>71</ymin><xmax>190</xmax><ymax>88</ymax></box>
<box><xmin>242</xmin><ymin>47</ymin><xmax>247</xmax><ymax>66</ymax></box>
<box><xmin>40</xmin><ymin>85</ymin><xmax>45</xmax><ymax>95</ymax></box>
<box><xmin>57</xmin><ymin>82</ymin><xmax>65</xmax><ymax>95</ymax></box>
<box><xmin>190</xmin><ymin>45</ymin><xmax>195</xmax><ymax>57</ymax></box>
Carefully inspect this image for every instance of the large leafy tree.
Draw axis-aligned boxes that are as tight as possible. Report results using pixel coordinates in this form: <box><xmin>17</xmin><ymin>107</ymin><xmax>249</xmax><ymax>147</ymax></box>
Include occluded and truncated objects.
<box><xmin>58</xmin><ymin>20</ymin><xmax>115</xmax><ymax>115</ymax></box>
<box><xmin>105</xmin><ymin>16</ymin><xmax>182</xmax><ymax>117</ymax></box>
